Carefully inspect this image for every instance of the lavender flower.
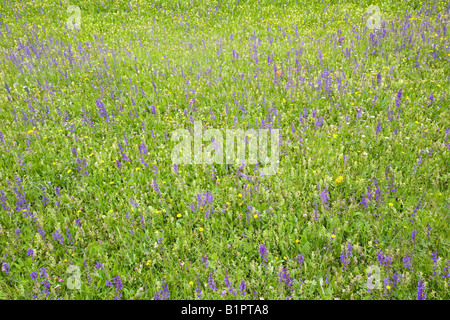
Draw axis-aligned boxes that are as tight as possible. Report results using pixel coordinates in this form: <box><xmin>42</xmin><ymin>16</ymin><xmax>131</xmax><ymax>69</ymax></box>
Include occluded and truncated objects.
<box><xmin>417</xmin><ymin>279</ymin><xmax>426</xmax><ymax>300</ymax></box>
<box><xmin>320</xmin><ymin>187</ymin><xmax>329</xmax><ymax>205</ymax></box>
<box><xmin>411</xmin><ymin>229</ymin><xmax>418</xmax><ymax>241</ymax></box>
<box><xmin>376</xmin><ymin>122</ymin><xmax>382</xmax><ymax>135</ymax></box>
<box><xmin>208</xmin><ymin>272</ymin><xmax>218</xmax><ymax>291</ymax></box>
<box><xmin>298</xmin><ymin>254</ymin><xmax>304</xmax><ymax>267</ymax></box>
<box><xmin>154</xmin><ymin>279</ymin><xmax>170</xmax><ymax>300</ymax></box>
<box><xmin>196</xmin><ymin>275</ymin><xmax>202</xmax><ymax>299</ymax></box>
<box><xmin>259</xmin><ymin>244</ymin><xmax>268</xmax><ymax>263</ymax></box>
<box><xmin>202</xmin><ymin>252</ymin><xmax>209</xmax><ymax>267</ymax></box>
<box><xmin>240</xmin><ymin>280</ymin><xmax>246</xmax><ymax>296</ymax></box>
<box><xmin>1</xmin><ymin>262</ymin><xmax>10</xmax><ymax>275</ymax></box>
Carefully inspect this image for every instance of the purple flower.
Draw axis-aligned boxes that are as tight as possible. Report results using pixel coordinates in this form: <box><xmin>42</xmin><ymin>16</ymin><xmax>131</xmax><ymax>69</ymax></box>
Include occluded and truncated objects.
<box><xmin>96</xmin><ymin>261</ymin><xmax>104</xmax><ymax>269</ymax></box>
<box><xmin>403</xmin><ymin>253</ymin><xmax>412</xmax><ymax>269</ymax></box>
<box><xmin>208</xmin><ymin>272</ymin><xmax>217</xmax><ymax>291</ymax></box>
<box><xmin>202</xmin><ymin>252</ymin><xmax>209</xmax><ymax>267</ymax></box>
<box><xmin>154</xmin><ymin>279</ymin><xmax>170</xmax><ymax>300</ymax></box>
<box><xmin>30</xmin><ymin>271</ymin><xmax>38</xmax><ymax>279</ymax></box>
<box><xmin>39</xmin><ymin>268</ymin><xmax>47</xmax><ymax>278</ymax></box>
<box><xmin>113</xmin><ymin>276</ymin><xmax>122</xmax><ymax>290</ymax></box>
<box><xmin>41</xmin><ymin>280</ymin><xmax>51</xmax><ymax>296</ymax></box>
<box><xmin>411</xmin><ymin>229</ymin><xmax>418</xmax><ymax>241</ymax></box>
<box><xmin>224</xmin><ymin>269</ymin><xmax>236</xmax><ymax>294</ymax></box>
<box><xmin>376</xmin><ymin>122</ymin><xmax>382</xmax><ymax>135</ymax></box>
<box><xmin>27</xmin><ymin>248</ymin><xmax>34</xmax><ymax>256</ymax></box>
<box><xmin>320</xmin><ymin>187</ymin><xmax>329</xmax><ymax>205</ymax></box>
<box><xmin>240</xmin><ymin>280</ymin><xmax>246</xmax><ymax>296</ymax></box>
<box><xmin>298</xmin><ymin>254</ymin><xmax>304</xmax><ymax>267</ymax></box>
<box><xmin>259</xmin><ymin>244</ymin><xmax>268</xmax><ymax>262</ymax></box>
<box><xmin>38</xmin><ymin>224</ymin><xmax>45</xmax><ymax>239</ymax></box>
<box><xmin>196</xmin><ymin>275</ymin><xmax>202</xmax><ymax>299</ymax></box>
<box><xmin>1</xmin><ymin>262</ymin><xmax>10</xmax><ymax>275</ymax></box>
<box><xmin>279</xmin><ymin>266</ymin><xmax>294</xmax><ymax>290</ymax></box>
<box><xmin>417</xmin><ymin>279</ymin><xmax>426</xmax><ymax>300</ymax></box>
<box><xmin>52</xmin><ymin>230</ymin><xmax>64</xmax><ymax>245</ymax></box>
<box><xmin>0</xmin><ymin>190</ymin><xmax>10</xmax><ymax>213</ymax></box>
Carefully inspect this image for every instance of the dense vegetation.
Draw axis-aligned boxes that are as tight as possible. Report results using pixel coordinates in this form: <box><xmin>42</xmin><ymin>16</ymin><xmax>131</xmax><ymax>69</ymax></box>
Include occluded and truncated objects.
<box><xmin>0</xmin><ymin>0</ymin><xmax>449</xmax><ymax>300</ymax></box>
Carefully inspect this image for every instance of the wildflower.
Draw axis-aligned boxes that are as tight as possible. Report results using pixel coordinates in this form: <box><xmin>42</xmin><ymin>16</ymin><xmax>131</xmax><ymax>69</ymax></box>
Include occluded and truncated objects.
<box><xmin>259</xmin><ymin>244</ymin><xmax>268</xmax><ymax>262</ymax></box>
<box><xmin>1</xmin><ymin>262</ymin><xmax>10</xmax><ymax>275</ymax></box>
<box><xmin>154</xmin><ymin>279</ymin><xmax>170</xmax><ymax>300</ymax></box>
<box><xmin>196</xmin><ymin>276</ymin><xmax>202</xmax><ymax>299</ymax></box>
<box><xmin>240</xmin><ymin>280</ymin><xmax>246</xmax><ymax>296</ymax></box>
<box><xmin>412</xmin><ymin>229</ymin><xmax>418</xmax><ymax>241</ymax></box>
<box><xmin>417</xmin><ymin>279</ymin><xmax>426</xmax><ymax>300</ymax></box>
<box><xmin>298</xmin><ymin>254</ymin><xmax>304</xmax><ymax>266</ymax></box>
<box><xmin>202</xmin><ymin>252</ymin><xmax>209</xmax><ymax>267</ymax></box>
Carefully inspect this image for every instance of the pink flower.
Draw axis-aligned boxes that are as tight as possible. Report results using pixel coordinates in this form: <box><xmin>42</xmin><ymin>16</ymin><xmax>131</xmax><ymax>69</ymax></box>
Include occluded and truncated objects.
<box><xmin>221</xmin><ymin>290</ymin><xmax>227</xmax><ymax>295</ymax></box>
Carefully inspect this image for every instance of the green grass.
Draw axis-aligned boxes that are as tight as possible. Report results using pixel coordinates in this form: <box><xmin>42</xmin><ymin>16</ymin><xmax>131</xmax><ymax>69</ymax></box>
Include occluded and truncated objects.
<box><xmin>0</xmin><ymin>0</ymin><xmax>449</xmax><ymax>300</ymax></box>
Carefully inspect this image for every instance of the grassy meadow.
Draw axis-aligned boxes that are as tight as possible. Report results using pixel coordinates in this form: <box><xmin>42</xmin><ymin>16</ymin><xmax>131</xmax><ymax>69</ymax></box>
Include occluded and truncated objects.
<box><xmin>0</xmin><ymin>0</ymin><xmax>449</xmax><ymax>300</ymax></box>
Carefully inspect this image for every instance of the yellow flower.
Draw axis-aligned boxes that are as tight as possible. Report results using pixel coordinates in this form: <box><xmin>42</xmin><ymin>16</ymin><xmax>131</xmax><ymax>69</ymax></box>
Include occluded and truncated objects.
<box><xmin>146</xmin><ymin>260</ymin><xmax>151</xmax><ymax>266</ymax></box>
<box><xmin>333</xmin><ymin>134</ymin><xmax>338</xmax><ymax>138</ymax></box>
<box><xmin>295</xmin><ymin>239</ymin><xmax>299</xmax><ymax>243</ymax></box>
<box><xmin>238</xmin><ymin>193</ymin><xmax>242</xmax><ymax>197</ymax></box>
<box><xmin>199</xmin><ymin>227</ymin><xmax>204</xmax><ymax>232</ymax></box>
<box><xmin>67</xmin><ymin>170</ymin><xmax>72</xmax><ymax>174</ymax></box>
<box><xmin>52</xmin><ymin>162</ymin><xmax>56</xmax><ymax>165</ymax></box>
<box><xmin>283</xmin><ymin>256</ymin><xmax>287</xmax><ymax>260</ymax></box>
<box><xmin>386</xmin><ymin>286</ymin><xmax>391</xmax><ymax>290</ymax></box>
<box><xmin>335</xmin><ymin>176</ymin><xmax>344</xmax><ymax>184</ymax></box>
<box><xmin>177</xmin><ymin>214</ymin><xmax>182</xmax><ymax>218</ymax></box>
<box><xmin>389</xmin><ymin>203</ymin><xmax>393</xmax><ymax>206</ymax></box>
<box><xmin>404</xmin><ymin>226</ymin><xmax>407</xmax><ymax>229</ymax></box>
<box><xmin>110</xmin><ymin>182</ymin><xmax>114</xmax><ymax>185</ymax></box>
<box><xmin>254</xmin><ymin>214</ymin><xmax>258</xmax><ymax>219</ymax></box>
<box><xmin>189</xmin><ymin>281</ymin><xmax>193</xmax><ymax>285</ymax></box>
<box><xmin>331</xmin><ymin>234</ymin><xmax>336</xmax><ymax>238</ymax></box>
